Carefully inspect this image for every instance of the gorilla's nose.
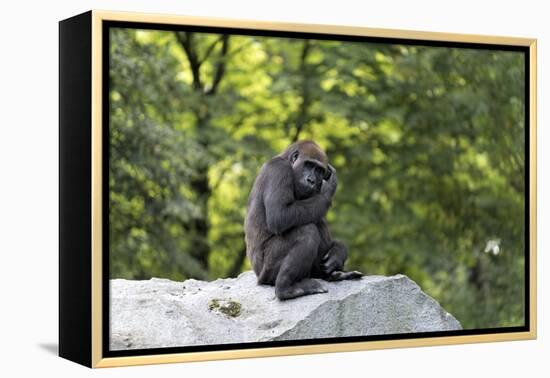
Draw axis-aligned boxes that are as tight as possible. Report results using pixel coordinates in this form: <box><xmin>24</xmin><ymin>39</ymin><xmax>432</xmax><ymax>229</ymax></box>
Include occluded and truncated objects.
<box><xmin>306</xmin><ymin>177</ymin><xmax>315</xmax><ymax>186</ymax></box>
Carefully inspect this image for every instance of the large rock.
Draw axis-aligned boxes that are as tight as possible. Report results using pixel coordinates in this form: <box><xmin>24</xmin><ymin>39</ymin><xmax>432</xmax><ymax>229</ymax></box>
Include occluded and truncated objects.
<box><xmin>110</xmin><ymin>271</ymin><xmax>461</xmax><ymax>350</ymax></box>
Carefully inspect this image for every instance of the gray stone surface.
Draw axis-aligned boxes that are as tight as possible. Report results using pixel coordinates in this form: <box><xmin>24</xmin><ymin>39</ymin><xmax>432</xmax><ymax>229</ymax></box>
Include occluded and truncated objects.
<box><xmin>110</xmin><ymin>271</ymin><xmax>461</xmax><ymax>350</ymax></box>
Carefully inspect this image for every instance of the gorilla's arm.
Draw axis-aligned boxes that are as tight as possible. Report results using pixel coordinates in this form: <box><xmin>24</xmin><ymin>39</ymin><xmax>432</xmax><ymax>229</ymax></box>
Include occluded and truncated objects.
<box><xmin>263</xmin><ymin>158</ymin><xmax>336</xmax><ymax>235</ymax></box>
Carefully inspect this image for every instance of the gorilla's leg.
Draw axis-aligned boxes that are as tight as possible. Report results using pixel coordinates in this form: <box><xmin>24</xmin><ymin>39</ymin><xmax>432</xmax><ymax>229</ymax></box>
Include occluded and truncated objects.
<box><xmin>274</xmin><ymin>224</ymin><xmax>327</xmax><ymax>300</ymax></box>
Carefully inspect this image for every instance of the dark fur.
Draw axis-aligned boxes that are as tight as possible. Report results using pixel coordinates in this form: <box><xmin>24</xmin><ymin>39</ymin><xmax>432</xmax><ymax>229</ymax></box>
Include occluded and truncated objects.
<box><xmin>244</xmin><ymin>140</ymin><xmax>362</xmax><ymax>300</ymax></box>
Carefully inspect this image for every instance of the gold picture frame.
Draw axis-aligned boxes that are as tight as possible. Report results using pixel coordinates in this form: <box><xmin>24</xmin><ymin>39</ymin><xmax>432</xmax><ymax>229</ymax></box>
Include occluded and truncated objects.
<box><xmin>59</xmin><ymin>9</ymin><xmax>537</xmax><ymax>368</ymax></box>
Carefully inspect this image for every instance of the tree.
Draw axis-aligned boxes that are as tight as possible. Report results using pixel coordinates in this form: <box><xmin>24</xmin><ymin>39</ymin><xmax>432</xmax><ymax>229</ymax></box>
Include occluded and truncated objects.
<box><xmin>109</xmin><ymin>28</ymin><xmax>526</xmax><ymax>329</ymax></box>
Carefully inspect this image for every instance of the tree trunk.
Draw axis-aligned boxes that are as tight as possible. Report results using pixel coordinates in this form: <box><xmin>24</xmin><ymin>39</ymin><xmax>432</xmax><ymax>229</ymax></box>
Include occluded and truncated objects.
<box><xmin>292</xmin><ymin>40</ymin><xmax>313</xmax><ymax>142</ymax></box>
<box><xmin>175</xmin><ymin>32</ymin><xmax>231</xmax><ymax>275</ymax></box>
<box><xmin>189</xmin><ymin>113</ymin><xmax>212</xmax><ymax>271</ymax></box>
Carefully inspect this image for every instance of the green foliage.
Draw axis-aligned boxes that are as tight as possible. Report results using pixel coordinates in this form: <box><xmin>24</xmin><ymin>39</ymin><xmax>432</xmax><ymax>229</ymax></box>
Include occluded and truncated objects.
<box><xmin>109</xmin><ymin>27</ymin><xmax>526</xmax><ymax>330</ymax></box>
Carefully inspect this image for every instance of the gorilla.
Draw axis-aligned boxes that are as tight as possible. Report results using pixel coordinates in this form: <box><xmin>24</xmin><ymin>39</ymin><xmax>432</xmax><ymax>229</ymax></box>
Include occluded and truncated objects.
<box><xmin>244</xmin><ymin>140</ymin><xmax>362</xmax><ymax>300</ymax></box>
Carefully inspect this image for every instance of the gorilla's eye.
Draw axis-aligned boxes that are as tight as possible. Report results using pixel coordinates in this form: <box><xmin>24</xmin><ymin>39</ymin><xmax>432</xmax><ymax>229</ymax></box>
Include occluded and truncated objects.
<box><xmin>314</xmin><ymin>166</ymin><xmax>325</xmax><ymax>177</ymax></box>
<box><xmin>290</xmin><ymin>151</ymin><xmax>299</xmax><ymax>163</ymax></box>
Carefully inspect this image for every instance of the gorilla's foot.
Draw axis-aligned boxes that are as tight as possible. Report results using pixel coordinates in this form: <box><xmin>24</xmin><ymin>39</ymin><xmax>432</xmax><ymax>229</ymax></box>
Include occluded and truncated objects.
<box><xmin>275</xmin><ymin>278</ymin><xmax>327</xmax><ymax>300</ymax></box>
<box><xmin>328</xmin><ymin>270</ymin><xmax>363</xmax><ymax>281</ymax></box>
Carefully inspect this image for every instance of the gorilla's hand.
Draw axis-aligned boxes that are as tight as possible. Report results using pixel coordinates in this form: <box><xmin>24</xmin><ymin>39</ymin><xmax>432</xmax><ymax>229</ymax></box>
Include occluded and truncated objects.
<box><xmin>321</xmin><ymin>252</ymin><xmax>340</xmax><ymax>276</ymax></box>
<box><xmin>321</xmin><ymin>245</ymin><xmax>344</xmax><ymax>276</ymax></box>
<box><xmin>321</xmin><ymin>164</ymin><xmax>337</xmax><ymax>199</ymax></box>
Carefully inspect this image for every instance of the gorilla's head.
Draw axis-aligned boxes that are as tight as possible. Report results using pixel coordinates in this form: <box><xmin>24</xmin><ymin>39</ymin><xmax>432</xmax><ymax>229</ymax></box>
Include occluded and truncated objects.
<box><xmin>281</xmin><ymin>140</ymin><xmax>332</xmax><ymax>200</ymax></box>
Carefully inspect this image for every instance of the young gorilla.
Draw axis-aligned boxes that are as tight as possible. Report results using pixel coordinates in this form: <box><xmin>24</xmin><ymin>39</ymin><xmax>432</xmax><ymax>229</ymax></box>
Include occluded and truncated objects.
<box><xmin>245</xmin><ymin>140</ymin><xmax>362</xmax><ymax>300</ymax></box>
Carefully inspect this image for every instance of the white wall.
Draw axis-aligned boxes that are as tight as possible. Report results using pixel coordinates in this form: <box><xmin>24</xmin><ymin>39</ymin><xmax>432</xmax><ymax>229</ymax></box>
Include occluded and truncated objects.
<box><xmin>0</xmin><ymin>0</ymin><xmax>546</xmax><ymax>376</ymax></box>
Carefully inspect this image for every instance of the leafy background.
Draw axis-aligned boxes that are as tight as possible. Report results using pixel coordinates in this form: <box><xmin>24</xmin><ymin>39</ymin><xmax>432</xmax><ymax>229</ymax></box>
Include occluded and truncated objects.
<box><xmin>108</xmin><ymin>27</ymin><xmax>526</xmax><ymax>330</ymax></box>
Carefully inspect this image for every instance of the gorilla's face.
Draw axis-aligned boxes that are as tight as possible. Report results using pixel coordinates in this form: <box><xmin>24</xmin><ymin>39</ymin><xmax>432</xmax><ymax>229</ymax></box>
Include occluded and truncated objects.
<box><xmin>291</xmin><ymin>152</ymin><xmax>328</xmax><ymax>199</ymax></box>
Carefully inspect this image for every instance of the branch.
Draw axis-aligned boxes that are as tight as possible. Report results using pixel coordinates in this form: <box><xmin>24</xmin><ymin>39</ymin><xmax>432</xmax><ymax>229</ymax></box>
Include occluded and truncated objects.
<box><xmin>206</xmin><ymin>35</ymin><xmax>230</xmax><ymax>96</ymax></box>
<box><xmin>198</xmin><ymin>36</ymin><xmax>225</xmax><ymax>66</ymax></box>
<box><xmin>175</xmin><ymin>32</ymin><xmax>203</xmax><ymax>90</ymax></box>
<box><xmin>226</xmin><ymin>39</ymin><xmax>255</xmax><ymax>59</ymax></box>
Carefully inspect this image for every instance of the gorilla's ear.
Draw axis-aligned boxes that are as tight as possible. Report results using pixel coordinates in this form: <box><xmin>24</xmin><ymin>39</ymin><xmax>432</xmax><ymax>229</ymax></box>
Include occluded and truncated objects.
<box><xmin>290</xmin><ymin>151</ymin><xmax>299</xmax><ymax>164</ymax></box>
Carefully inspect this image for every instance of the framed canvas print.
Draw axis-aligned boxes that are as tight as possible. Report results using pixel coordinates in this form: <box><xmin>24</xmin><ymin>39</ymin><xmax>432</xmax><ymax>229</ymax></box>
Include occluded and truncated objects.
<box><xmin>59</xmin><ymin>10</ymin><xmax>537</xmax><ymax>368</ymax></box>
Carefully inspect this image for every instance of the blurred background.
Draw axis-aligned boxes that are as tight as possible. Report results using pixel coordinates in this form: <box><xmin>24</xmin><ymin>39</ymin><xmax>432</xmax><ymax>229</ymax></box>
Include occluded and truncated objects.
<box><xmin>108</xmin><ymin>27</ymin><xmax>525</xmax><ymax>330</ymax></box>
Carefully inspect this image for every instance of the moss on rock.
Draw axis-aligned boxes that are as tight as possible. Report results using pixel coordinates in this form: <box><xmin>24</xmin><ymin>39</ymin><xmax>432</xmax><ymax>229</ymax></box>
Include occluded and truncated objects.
<box><xmin>208</xmin><ymin>298</ymin><xmax>242</xmax><ymax>317</ymax></box>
